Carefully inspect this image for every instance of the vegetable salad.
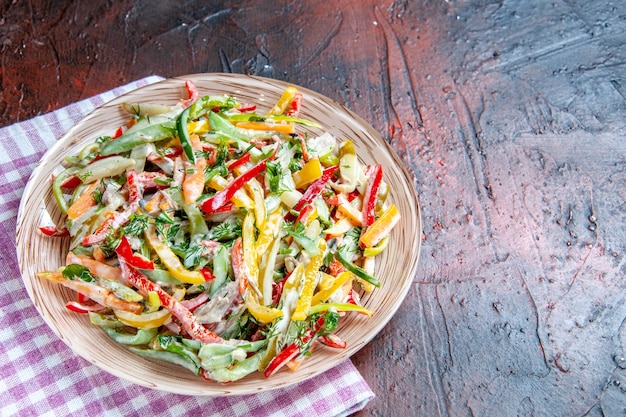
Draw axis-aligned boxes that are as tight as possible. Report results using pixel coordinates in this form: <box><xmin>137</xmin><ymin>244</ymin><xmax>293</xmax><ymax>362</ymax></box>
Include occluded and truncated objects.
<box><xmin>38</xmin><ymin>81</ymin><xmax>400</xmax><ymax>382</ymax></box>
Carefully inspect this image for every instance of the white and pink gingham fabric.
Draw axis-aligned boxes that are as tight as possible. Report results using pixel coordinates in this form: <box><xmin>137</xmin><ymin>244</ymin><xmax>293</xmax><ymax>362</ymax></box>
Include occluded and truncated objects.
<box><xmin>0</xmin><ymin>76</ymin><xmax>374</xmax><ymax>417</ymax></box>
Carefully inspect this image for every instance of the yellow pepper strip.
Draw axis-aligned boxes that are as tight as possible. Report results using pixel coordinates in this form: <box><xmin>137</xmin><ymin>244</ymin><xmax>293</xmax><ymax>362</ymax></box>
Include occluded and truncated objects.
<box><xmin>359</xmin><ymin>204</ymin><xmax>401</xmax><ymax>248</ymax></box>
<box><xmin>182</xmin><ymin>135</ymin><xmax>207</xmax><ymax>204</ymax></box>
<box><xmin>244</xmin><ymin>177</ymin><xmax>266</xmax><ymax>230</ymax></box>
<box><xmin>363</xmin><ymin>235</ymin><xmax>390</xmax><ymax>257</ymax></box>
<box><xmin>114</xmin><ymin>308</ymin><xmax>171</xmax><ymax>329</ymax></box>
<box><xmin>67</xmin><ymin>181</ymin><xmax>100</xmax><ymax>220</ymax></box>
<box><xmin>246</xmin><ymin>295</ymin><xmax>283</xmax><ymax>324</ymax></box>
<box><xmin>144</xmin><ymin>224</ymin><xmax>205</xmax><ymax>285</ymax></box>
<box><xmin>323</xmin><ymin>217</ymin><xmax>353</xmax><ymax>237</ymax></box>
<box><xmin>242</xmin><ymin>211</ymin><xmax>259</xmax><ymax>289</ymax></box>
<box><xmin>207</xmin><ymin>175</ymin><xmax>254</xmax><ymax>209</ymax></box>
<box><xmin>336</xmin><ymin>193</ymin><xmax>364</xmax><ymax>226</ymax></box>
<box><xmin>317</xmin><ymin>272</ymin><xmax>336</xmax><ymax>291</ymax></box>
<box><xmin>255</xmin><ymin>207</ymin><xmax>283</xmax><ymax>257</ymax></box>
<box><xmin>268</xmin><ymin>85</ymin><xmax>299</xmax><ymax>115</ymax></box>
<box><xmin>311</xmin><ymin>271</ymin><xmax>354</xmax><ymax>305</ymax></box>
<box><xmin>291</xmin><ymin>239</ymin><xmax>327</xmax><ymax>321</ymax></box>
<box><xmin>235</xmin><ymin>121</ymin><xmax>295</xmax><ymax>135</ymax></box>
<box><xmin>292</xmin><ymin>158</ymin><xmax>323</xmax><ymax>189</ymax></box>
<box><xmin>187</xmin><ymin>119</ymin><xmax>209</xmax><ymax>134</ymax></box>
<box><xmin>144</xmin><ymin>192</ymin><xmax>163</xmax><ymax>215</ymax></box>
<box><xmin>146</xmin><ymin>291</ymin><xmax>161</xmax><ymax>313</ymax></box>
<box><xmin>259</xmin><ymin>233</ymin><xmax>282</xmax><ymax>305</ymax></box>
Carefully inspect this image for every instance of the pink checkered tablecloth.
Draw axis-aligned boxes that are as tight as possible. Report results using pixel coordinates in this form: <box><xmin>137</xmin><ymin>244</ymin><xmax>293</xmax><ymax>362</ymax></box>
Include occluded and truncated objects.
<box><xmin>0</xmin><ymin>76</ymin><xmax>374</xmax><ymax>417</ymax></box>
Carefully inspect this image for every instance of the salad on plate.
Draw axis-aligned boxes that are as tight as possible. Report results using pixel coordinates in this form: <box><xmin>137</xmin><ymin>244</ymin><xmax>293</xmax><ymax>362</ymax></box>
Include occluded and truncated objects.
<box><xmin>37</xmin><ymin>81</ymin><xmax>400</xmax><ymax>382</ymax></box>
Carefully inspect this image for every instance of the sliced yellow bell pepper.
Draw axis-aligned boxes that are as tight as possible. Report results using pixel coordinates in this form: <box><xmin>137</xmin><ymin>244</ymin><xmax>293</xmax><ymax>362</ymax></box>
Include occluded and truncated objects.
<box><xmin>292</xmin><ymin>158</ymin><xmax>323</xmax><ymax>189</ymax></box>
<box><xmin>255</xmin><ymin>207</ymin><xmax>283</xmax><ymax>257</ymax></box>
<box><xmin>311</xmin><ymin>271</ymin><xmax>354</xmax><ymax>305</ymax></box>
<box><xmin>242</xmin><ymin>211</ymin><xmax>259</xmax><ymax>288</ymax></box>
<box><xmin>246</xmin><ymin>295</ymin><xmax>283</xmax><ymax>324</ymax></box>
<box><xmin>268</xmin><ymin>85</ymin><xmax>298</xmax><ymax>115</ymax></box>
<box><xmin>359</xmin><ymin>204</ymin><xmax>400</xmax><ymax>248</ymax></box>
<box><xmin>292</xmin><ymin>239</ymin><xmax>326</xmax><ymax>321</ymax></box>
<box><xmin>114</xmin><ymin>308</ymin><xmax>171</xmax><ymax>329</ymax></box>
<box><xmin>144</xmin><ymin>225</ymin><xmax>205</xmax><ymax>285</ymax></box>
<box><xmin>244</xmin><ymin>177</ymin><xmax>266</xmax><ymax>230</ymax></box>
<box><xmin>187</xmin><ymin>119</ymin><xmax>209</xmax><ymax>134</ymax></box>
<box><xmin>336</xmin><ymin>193</ymin><xmax>363</xmax><ymax>226</ymax></box>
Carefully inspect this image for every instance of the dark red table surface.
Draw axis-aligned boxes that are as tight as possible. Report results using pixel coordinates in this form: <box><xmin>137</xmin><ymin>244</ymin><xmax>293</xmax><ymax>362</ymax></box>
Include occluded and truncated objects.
<box><xmin>3</xmin><ymin>1</ymin><xmax>626</xmax><ymax>415</ymax></box>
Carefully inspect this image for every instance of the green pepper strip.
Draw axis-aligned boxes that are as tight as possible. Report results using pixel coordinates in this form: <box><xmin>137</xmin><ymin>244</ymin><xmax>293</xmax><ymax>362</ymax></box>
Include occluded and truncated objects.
<box><xmin>100</xmin><ymin>120</ymin><xmax>176</xmax><ymax>156</ymax></box>
<box><xmin>335</xmin><ymin>251</ymin><xmax>380</xmax><ymax>288</ymax></box>
<box><xmin>102</xmin><ymin>327</ymin><xmax>158</xmax><ymax>345</ymax></box>
<box><xmin>53</xmin><ymin>166</ymin><xmax>82</xmax><ymax>214</ymax></box>
<box><xmin>176</xmin><ymin>107</ymin><xmax>195</xmax><ymax>164</ymax></box>
<box><xmin>129</xmin><ymin>347</ymin><xmax>201</xmax><ymax>375</ymax></box>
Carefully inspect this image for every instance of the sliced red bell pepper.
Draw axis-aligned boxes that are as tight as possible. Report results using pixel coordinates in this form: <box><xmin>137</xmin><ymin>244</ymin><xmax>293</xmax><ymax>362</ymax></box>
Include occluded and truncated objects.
<box><xmin>263</xmin><ymin>314</ymin><xmax>326</xmax><ymax>378</ymax></box>
<box><xmin>120</xmin><ymin>260</ymin><xmax>223</xmax><ymax>345</ymax></box>
<box><xmin>226</xmin><ymin>152</ymin><xmax>251</xmax><ymax>172</ymax></box>
<box><xmin>115</xmin><ymin>236</ymin><xmax>154</xmax><ymax>270</ymax></box>
<box><xmin>200</xmin><ymin>268</ymin><xmax>215</xmax><ymax>282</ymax></box>
<box><xmin>39</xmin><ymin>225</ymin><xmax>70</xmax><ymax>237</ymax></box>
<box><xmin>361</xmin><ymin>164</ymin><xmax>383</xmax><ymax>227</ymax></box>
<box><xmin>263</xmin><ymin>342</ymin><xmax>300</xmax><ymax>378</ymax></box>
<box><xmin>112</xmin><ymin>126</ymin><xmax>124</xmax><ymax>139</ymax></box>
<box><xmin>238</xmin><ymin>104</ymin><xmax>257</xmax><ymax>113</ymax></box>
<box><xmin>286</xmin><ymin>93</ymin><xmax>303</xmax><ymax>117</ymax></box>
<box><xmin>65</xmin><ymin>300</ymin><xmax>105</xmax><ymax>314</ymax></box>
<box><xmin>182</xmin><ymin>80</ymin><xmax>199</xmax><ymax>109</ymax></box>
<box><xmin>285</xmin><ymin>165</ymin><xmax>339</xmax><ymax>222</ymax></box>
<box><xmin>319</xmin><ymin>334</ymin><xmax>347</xmax><ymax>349</ymax></box>
<box><xmin>201</xmin><ymin>158</ymin><xmax>268</xmax><ymax>214</ymax></box>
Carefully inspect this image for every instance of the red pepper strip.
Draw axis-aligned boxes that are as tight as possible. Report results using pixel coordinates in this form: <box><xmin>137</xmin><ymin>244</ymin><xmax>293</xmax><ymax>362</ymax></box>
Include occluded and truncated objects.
<box><xmin>61</xmin><ymin>176</ymin><xmax>82</xmax><ymax>189</ymax></box>
<box><xmin>295</xmin><ymin>204</ymin><xmax>314</xmax><ymax>227</ymax></box>
<box><xmin>82</xmin><ymin>216</ymin><xmax>114</xmax><ymax>246</ymax></box>
<box><xmin>82</xmin><ymin>170</ymin><xmax>142</xmax><ymax>246</ymax></box>
<box><xmin>238</xmin><ymin>104</ymin><xmax>257</xmax><ymax>113</ymax></box>
<box><xmin>200</xmin><ymin>268</ymin><xmax>215</xmax><ymax>282</ymax></box>
<box><xmin>264</xmin><ymin>343</ymin><xmax>300</xmax><ymax>378</ymax></box>
<box><xmin>264</xmin><ymin>315</ymin><xmax>326</xmax><ymax>378</ymax></box>
<box><xmin>319</xmin><ymin>334</ymin><xmax>347</xmax><ymax>349</ymax></box>
<box><xmin>286</xmin><ymin>93</ymin><xmax>303</xmax><ymax>117</ymax></box>
<box><xmin>226</xmin><ymin>152</ymin><xmax>251</xmax><ymax>172</ymax></box>
<box><xmin>231</xmin><ymin>237</ymin><xmax>248</xmax><ymax>295</ymax></box>
<box><xmin>271</xmin><ymin>272</ymin><xmax>291</xmax><ymax>305</ymax></box>
<box><xmin>201</xmin><ymin>159</ymin><xmax>268</xmax><ymax>214</ymax></box>
<box><xmin>182</xmin><ymin>80</ymin><xmax>199</xmax><ymax>108</ymax></box>
<box><xmin>120</xmin><ymin>260</ymin><xmax>223</xmax><ymax>344</ymax></box>
<box><xmin>285</xmin><ymin>165</ymin><xmax>339</xmax><ymax>222</ymax></box>
<box><xmin>39</xmin><ymin>225</ymin><xmax>70</xmax><ymax>237</ymax></box>
<box><xmin>298</xmin><ymin>133</ymin><xmax>309</xmax><ymax>162</ymax></box>
<box><xmin>361</xmin><ymin>164</ymin><xmax>383</xmax><ymax>227</ymax></box>
<box><xmin>115</xmin><ymin>236</ymin><xmax>155</xmax><ymax>270</ymax></box>
<box><xmin>181</xmin><ymin>291</ymin><xmax>210</xmax><ymax>312</ymax></box>
<box><xmin>112</xmin><ymin>126</ymin><xmax>124</xmax><ymax>139</ymax></box>
<box><xmin>65</xmin><ymin>301</ymin><xmax>105</xmax><ymax>314</ymax></box>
